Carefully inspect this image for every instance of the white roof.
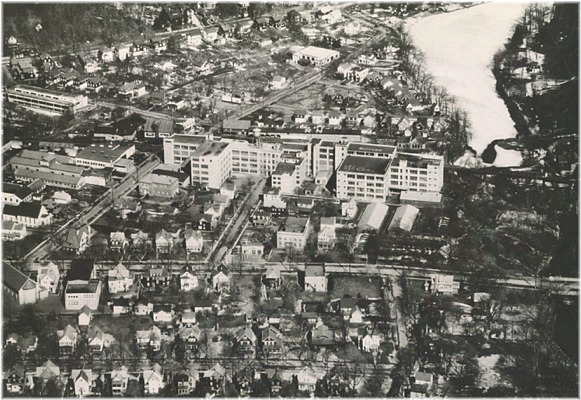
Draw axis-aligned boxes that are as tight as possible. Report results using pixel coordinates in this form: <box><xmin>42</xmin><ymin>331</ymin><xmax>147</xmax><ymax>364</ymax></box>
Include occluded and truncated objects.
<box><xmin>296</xmin><ymin>46</ymin><xmax>340</xmax><ymax>60</ymax></box>
<box><xmin>388</xmin><ymin>204</ymin><xmax>419</xmax><ymax>232</ymax></box>
<box><xmin>358</xmin><ymin>202</ymin><xmax>389</xmax><ymax>230</ymax></box>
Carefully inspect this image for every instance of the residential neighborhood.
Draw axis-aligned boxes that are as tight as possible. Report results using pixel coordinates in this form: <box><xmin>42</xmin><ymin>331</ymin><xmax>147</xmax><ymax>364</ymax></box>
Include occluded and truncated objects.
<box><xmin>1</xmin><ymin>2</ymin><xmax>578</xmax><ymax>398</ymax></box>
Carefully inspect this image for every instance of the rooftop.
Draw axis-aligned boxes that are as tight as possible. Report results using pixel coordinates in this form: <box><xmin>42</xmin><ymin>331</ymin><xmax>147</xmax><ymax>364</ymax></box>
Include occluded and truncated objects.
<box><xmin>279</xmin><ymin>216</ymin><xmax>309</xmax><ymax>234</ymax></box>
<box><xmin>295</xmin><ymin>46</ymin><xmax>340</xmax><ymax>60</ymax></box>
<box><xmin>347</xmin><ymin>143</ymin><xmax>397</xmax><ymax>157</ymax></box>
<box><xmin>339</xmin><ymin>155</ymin><xmax>391</xmax><ymax>175</ymax></box>
<box><xmin>191</xmin><ymin>140</ymin><xmax>229</xmax><ymax>158</ymax></box>
<box><xmin>76</xmin><ymin>143</ymin><xmax>134</xmax><ymax>164</ymax></box>
<box><xmin>2</xmin><ymin>182</ymin><xmax>32</xmax><ymax>200</ymax></box>
<box><xmin>67</xmin><ymin>259</ymin><xmax>95</xmax><ymax>282</ymax></box>
<box><xmin>4</xmin><ymin>263</ymin><xmax>35</xmax><ymax>293</ymax></box>
<box><xmin>272</xmin><ymin>162</ymin><xmax>296</xmax><ymax>176</ymax></box>
<box><xmin>305</xmin><ymin>263</ymin><xmax>325</xmax><ymax>277</ymax></box>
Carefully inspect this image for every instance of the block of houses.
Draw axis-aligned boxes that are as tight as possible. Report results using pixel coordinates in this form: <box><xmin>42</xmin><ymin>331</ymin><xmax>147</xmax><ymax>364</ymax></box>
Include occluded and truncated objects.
<box><xmin>56</xmin><ymin>324</ymin><xmax>78</xmax><ymax>356</ymax></box>
<box><xmin>108</xmin><ymin>263</ymin><xmax>133</xmax><ymax>294</ymax></box>
<box><xmin>4</xmin><ymin>263</ymin><xmax>39</xmax><ymax>305</ymax></box>
<box><xmin>152</xmin><ymin>304</ymin><xmax>174</xmax><ymax>323</ymax></box>
<box><xmin>71</xmin><ymin>369</ymin><xmax>95</xmax><ymax>397</ymax></box>
<box><xmin>62</xmin><ymin>225</ymin><xmax>93</xmax><ymax>254</ymax></box>
<box><xmin>304</xmin><ymin>263</ymin><xmax>327</xmax><ymax>292</ymax></box>
<box><xmin>142</xmin><ymin>364</ymin><xmax>165</xmax><ymax>395</ymax></box>
<box><xmin>180</xmin><ymin>265</ymin><xmax>199</xmax><ymax>291</ymax></box>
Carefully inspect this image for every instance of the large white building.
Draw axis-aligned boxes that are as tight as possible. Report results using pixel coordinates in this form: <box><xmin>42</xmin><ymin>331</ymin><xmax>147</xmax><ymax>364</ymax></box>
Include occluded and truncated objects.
<box><xmin>75</xmin><ymin>143</ymin><xmax>135</xmax><ymax>170</ymax></box>
<box><xmin>5</xmin><ymin>85</ymin><xmax>89</xmax><ymax>114</ymax></box>
<box><xmin>64</xmin><ymin>259</ymin><xmax>102</xmax><ymax>310</ymax></box>
<box><xmin>277</xmin><ymin>216</ymin><xmax>310</xmax><ymax>251</ymax></box>
<box><xmin>163</xmin><ymin>134</ymin><xmax>206</xmax><ymax>166</ymax></box>
<box><xmin>190</xmin><ymin>141</ymin><xmax>232</xmax><ymax>189</ymax></box>
<box><xmin>271</xmin><ymin>156</ymin><xmax>308</xmax><ymax>195</ymax></box>
<box><xmin>290</xmin><ymin>46</ymin><xmax>340</xmax><ymax>67</ymax></box>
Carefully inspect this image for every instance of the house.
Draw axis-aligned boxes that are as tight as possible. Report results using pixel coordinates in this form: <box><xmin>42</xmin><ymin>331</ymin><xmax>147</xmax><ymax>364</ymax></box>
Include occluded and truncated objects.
<box><xmin>260</xmin><ymin>325</ymin><xmax>283</xmax><ymax>356</ymax></box>
<box><xmin>296</xmin><ymin>366</ymin><xmax>321</xmax><ymax>393</ymax></box>
<box><xmin>186</xmin><ymin>29</ymin><xmax>203</xmax><ymax>46</ymax></box>
<box><xmin>174</xmin><ymin>370</ymin><xmax>197</xmax><ymax>395</ymax></box>
<box><xmin>210</xmin><ymin>265</ymin><xmax>230</xmax><ymax>292</ymax></box>
<box><xmin>181</xmin><ymin>310</ymin><xmax>197</xmax><ymax>325</ymax></box>
<box><xmin>180</xmin><ymin>265</ymin><xmax>199</xmax><ymax>291</ymax></box>
<box><xmin>108</xmin><ymin>263</ymin><xmax>133</xmax><ymax>294</ymax></box>
<box><xmin>411</xmin><ymin>371</ymin><xmax>434</xmax><ymax>397</ymax></box>
<box><xmin>5</xmin><ymin>363</ymin><xmax>26</xmax><ymax>394</ymax></box>
<box><xmin>3</xmin><ymin>201</ymin><xmax>52</xmax><ymax>227</ymax></box>
<box><xmin>252</xmin><ymin>209</ymin><xmax>272</xmax><ymax>227</ymax></box>
<box><xmin>71</xmin><ymin>369</ymin><xmax>94</xmax><ymax>397</ymax></box>
<box><xmin>116</xmin><ymin>44</ymin><xmax>130</xmax><ymax>60</ymax></box>
<box><xmin>111</xmin><ymin>366</ymin><xmax>138</xmax><ymax>396</ymax></box>
<box><xmin>239</xmin><ymin>240</ymin><xmax>264</xmax><ymax>260</ymax></box>
<box><xmin>317</xmin><ymin>217</ymin><xmax>336</xmax><ymax>251</ymax></box>
<box><xmin>349</xmin><ymin>306</ymin><xmax>365</xmax><ymax>324</ymax></box>
<box><xmin>134</xmin><ymin>298</ymin><xmax>153</xmax><ymax>316</ymax></box>
<box><xmin>86</xmin><ymin>77</ymin><xmax>106</xmax><ymax>93</ymax></box>
<box><xmin>37</xmin><ymin>261</ymin><xmax>59</xmax><ymax>294</ymax></box>
<box><xmin>144</xmin><ymin>118</ymin><xmax>174</xmax><ymax>140</ymax></box>
<box><xmin>277</xmin><ymin>216</ymin><xmax>310</xmax><ymax>250</ymax></box>
<box><xmin>3</xmin><ymin>263</ymin><xmax>38</xmax><ymax>305</ymax></box>
<box><xmin>222</xmin><ymin>118</ymin><xmax>251</xmax><ymax>135</ymax></box>
<box><xmin>309</xmin><ymin>322</ymin><xmax>336</xmax><ymax>348</ymax></box>
<box><xmin>184</xmin><ymin>230</ymin><xmax>204</xmax><ymax>253</ymax></box>
<box><xmin>339</xmin><ymin>297</ymin><xmax>358</xmax><ymax>320</ymax></box>
<box><xmin>2</xmin><ymin>221</ymin><xmax>27</xmax><ymax>241</ymax></box>
<box><xmin>328</xmin><ymin>110</ymin><xmax>342</xmax><ymax>125</ymax></box>
<box><xmin>304</xmin><ymin>263</ymin><xmax>327</xmax><ymax>292</ymax></box>
<box><xmin>3</xmin><ymin>182</ymin><xmax>33</xmax><ymax>205</ymax></box>
<box><xmin>293</xmin><ymin>109</ymin><xmax>309</xmax><ymax>124</ymax></box>
<box><xmin>135</xmin><ymin>326</ymin><xmax>162</xmax><ymax>351</ymax></box>
<box><xmin>153</xmin><ymin>304</ymin><xmax>174</xmax><ymax>323</ymax></box>
<box><xmin>56</xmin><ymin>324</ymin><xmax>78</xmax><ymax>356</ymax></box>
<box><xmin>112</xmin><ymin>297</ymin><xmax>132</xmax><ymax>315</ymax></box>
<box><xmin>236</xmin><ymin>326</ymin><xmax>257</xmax><ymax>356</ymax></box>
<box><xmin>140</xmin><ymin>172</ymin><xmax>179</xmax><ymax>198</ymax></box>
<box><xmin>142</xmin><ymin>364</ymin><xmax>165</xmax><ymax>395</ymax></box>
<box><xmin>193</xmin><ymin>298</ymin><xmax>214</xmax><ymax>313</ymax></box>
<box><xmin>262</xmin><ymin>265</ymin><xmax>282</xmax><ymax>289</ymax></box>
<box><xmin>142</xmin><ymin>266</ymin><xmax>172</xmax><ymax>290</ymax></box>
<box><xmin>118</xmin><ymin>81</ymin><xmax>148</xmax><ymax>99</ymax></box>
<box><xmin>271</xmin><ymin>76</ymin><xmax>287</xmax><ymax>90</ymax></box>
<box><xmin>341</xmin><ymin>198</ymin><xmax>358</xmax><ymax>219</ymax></box>
<box><xmin>78</xmin><ymin>306</ymin><xmax>92</xmax><ymax>327</ymax></box>
<box><xmin>361</xmin><ymin>333</ymin><xmax>382</xmax><ymax>353</ymax></box>
<box><xmin>62</xmin><ymin>225</ymin><xmax>93</xmax><ymax>254</ymax></box>
<box><xmin>344</xmin><ymin>20</ymin><xmax>362</xmax><ymax>35</ymax></box>
<box><xmin>109</xmin><ymin>231</ymin><xmax>129</xmax><ymax>251</ymax></box>
<box><xmin>203</xmin><ymin>26</ymin><xmax>219</xmax><ymax>42</ymax></box>
<box><xmin>35</xmin><ymin>360</ymin><xmax>60</xmax><ymax>381</ymax></box>
<box><xmin>155</xmin><ymin>229</ymin><xmax>176</xmax><ymax>254</ymax></box>
<box><xmin>311</xmin><ymin>110</ymin><xmax>325</xmax><ymax>125</ymax></box>
<box><xmin>234</xmin><ymin>367</ymin><xmax>254</xmax><ymax>396</ymax></box>
<box><xmin>5</xmin><ymin>333</ymin><xmax>38</xmax><ymax>354</ymax></box>
<box><xmin>220</xmin><ymin>181</ymin><xmax>237</xmax><ymax>200</ymax></box>
<box><xmin>199</xmin><ymin>363</ymin><xmax>226</xmax><ymax>394</ymax></box>
<box><xmin>99</xmin><ymin>47</ymin><xmax>115</xmax><ymax>63</ymax></box>
<box><xmin>87</xmin><ymin>326</ymin><xmax>105</xmax><ymax>354</ymax></box>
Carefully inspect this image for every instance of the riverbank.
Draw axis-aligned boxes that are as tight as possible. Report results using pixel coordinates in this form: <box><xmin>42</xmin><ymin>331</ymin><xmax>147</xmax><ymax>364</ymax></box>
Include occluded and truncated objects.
<box><xmin>406</xmin><ymin>3</ymin><xmax>525</xmax><ymax>167</ymax></box>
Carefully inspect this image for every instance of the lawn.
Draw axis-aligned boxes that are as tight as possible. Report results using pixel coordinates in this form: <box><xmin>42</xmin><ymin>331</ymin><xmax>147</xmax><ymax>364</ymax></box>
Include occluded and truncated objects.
<box><xmin>328</xmin><ymin>274</ymin><xmax>382</xmax><ymax>299</ymax></box>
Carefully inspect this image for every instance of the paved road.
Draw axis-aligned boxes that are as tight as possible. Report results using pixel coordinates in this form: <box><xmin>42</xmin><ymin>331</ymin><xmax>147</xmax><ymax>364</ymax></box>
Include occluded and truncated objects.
<box><xmin>23</xmin><ymin>155</ymin><xmax>160</xmax><ymax>262</ymax></box>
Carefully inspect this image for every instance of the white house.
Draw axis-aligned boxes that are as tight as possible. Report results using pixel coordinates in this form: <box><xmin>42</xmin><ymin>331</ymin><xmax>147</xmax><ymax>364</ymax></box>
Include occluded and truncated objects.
<box><xmin>37</xmin><ymin>261</ymin><xmax>59</xmax><ymax>294</ymax></box>
<box><xmin>180</xmin><ymin>265</ymin><xmax>199</xmax><ymax>292</ymax></box>
<box><xmin>317</xmin><ymin>217</ymin><xmax>336</xmax><ymax>251</ymax></box>
<box><xmin>3</xmin><ymin>202</ymin><xmax>52</xmax><ymax>228</ymax></box>
<box><xmin>304</xmin><ymin>264</ymin><xmax>327</xmax><ymax>292</ymax></box>
<box><xmin>184</xmin><ymin>230</ymin><xmax>203</xmax><ymax>253</ymax></box>
<box><xmin>211</xmin><ymin>266</ymin><xmax>230</xmax><ymax>292</ymax></box>
<box><xmin>108</xmin><ymin>263</ymin><xmax>133</xmax><ymax>294</ymax></box>
<box><xmin>296</xmin><ymin>366</ymin><xmax>322</xmax><ymax>393</ymax></box>
<box><xmin>341</xmin><ymin>198</ymin><xmax>358</xmax><ymax>219</ymax></box>
<box><xmin>78</xmin><ymin>306</ymin><xmax>92</xmax><ymax>327</ymax></box>
<box><xmin>361</xmin><ymin>334</ymin><xmax>381</xmax><ymax>353</ymax></box>
<box><xmin>181</xmin><ymin>310</ymin><xmax>197</xmax><ymax>325</ymax></box>
<box><xmin>152</xmin><ymin>305</ymin><xmax>174</xmax><ymax>323</ymax></box>
<box><xmin>71</xmin><ymin>369</ymin><xmax>94</xmax><ymax>397</ymax></box>
<box><xmin>142</xmin><ymin>364</ymin><xmax>165</xmax><ymax>395</ymax></box>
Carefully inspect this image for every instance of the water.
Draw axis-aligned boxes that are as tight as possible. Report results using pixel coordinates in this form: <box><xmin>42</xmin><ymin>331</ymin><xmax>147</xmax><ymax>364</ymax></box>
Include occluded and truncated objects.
<box><xmin>407</xmin><ymin>3</ymin><xmax>526</xmax><ymax>166</ymax></box>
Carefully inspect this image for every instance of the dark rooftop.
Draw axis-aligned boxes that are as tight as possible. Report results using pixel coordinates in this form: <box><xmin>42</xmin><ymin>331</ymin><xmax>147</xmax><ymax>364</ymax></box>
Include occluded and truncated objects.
<box><xmin>338</xmin><ymin>155</ymin><xmax>391</xmax><ymax>175</ymax></box>
<box><xmin>67</xmin><ymin>259</ymin><xmax>95</xmax><ymax>282</ymax></box>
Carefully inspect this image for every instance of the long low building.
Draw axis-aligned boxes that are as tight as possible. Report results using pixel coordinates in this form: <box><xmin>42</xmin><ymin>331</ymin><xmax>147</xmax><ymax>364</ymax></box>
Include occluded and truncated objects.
<box><xmin>5</xmin><ymin>85</ymin><xmax>89</xmax><ymax>114</ymax></box>
<box><xmin>290</xmin><ymin>46</ymin><xmax>340</xmax><ymax>67</ymax></box>
<box><xmin>75</xmin><ymin>143</ymin><xmax>135</xmax><ymax>169</ymax></box>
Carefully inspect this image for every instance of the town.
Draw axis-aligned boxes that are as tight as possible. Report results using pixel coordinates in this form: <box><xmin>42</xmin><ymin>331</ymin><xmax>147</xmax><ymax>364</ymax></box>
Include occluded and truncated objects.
<box><xmin>2</xmin><ymin>2</ymin><xmax>578</xmax><ymax>398</ymax></box>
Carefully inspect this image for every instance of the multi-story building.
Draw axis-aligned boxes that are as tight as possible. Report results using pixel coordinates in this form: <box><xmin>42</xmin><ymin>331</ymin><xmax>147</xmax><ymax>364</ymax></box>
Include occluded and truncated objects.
<box><xmin>336</xmin><ymin>156</ymin><xmax>391</xmax><ymax>202</ymax></box>
<box><xmin>2</xmin><ymin>183</ymin><xmax>33</xmax><ymax>206</ymax></box>
<box><xmin>387</xmin><ymin>152</ymin><xmax>444</xmax><ymax>195</ymax></box>
<box><xmin>190</xmin><ymin>141</ymin><xmax>231</xmax><ymax>189</ymax></box>
<box><xmin>271</xmin><ymin>156</ymin><xmax>308</xmax><ymax>195</ymax></box>
<box><xmin>290</xmin><ymin>46</ymin><xmax>340</xmax><ymax>67</ymax></box>
<box><xmin>5</xmin><ymin>85</ymin><xmax>89</xmax><ymax>114</ymax></box>
<box><xmin>163</xmin><ymin>134</ymin><xmax>206</xmax><ymax>166</ymax></box>
<box><xmin>64</xmin><ymin>259</ymin><xmax>102</xmax><ymax>310</ymax></box>
<box><xmin>10</xmin><ymin>150</ymin><xmax>86</xmax><ymax>190</ymax></box>
<box><xmin>139</xmin><ymin>173</ymin><xmax>179</xmax><ymax>198</ymax></box>
<box><xmin>312</xmin><ymin>140</ymin><xmax>336</xmax><ymax>177</ymax></box>
<box><xmin>277</xmin><ymin>216</ymin><xmax>310</xmax><ymax>250</ymax></box>
<box><xmin>229</xmin><ymin>140</ymin><xmax>283</xmax><ymax>177</ymax></box>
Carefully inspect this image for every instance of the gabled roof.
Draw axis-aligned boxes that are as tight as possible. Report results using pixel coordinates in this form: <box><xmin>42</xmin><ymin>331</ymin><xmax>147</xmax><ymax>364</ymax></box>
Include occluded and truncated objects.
<box><xmin>56</xmin><ymin>324</ymin><xmax>78</xmax><ymax>343</ymax></box>
<box><xmin>63</xmin><ymin>225</ymin><xmax>92</xmax><ymax>250</ymax></box>
<box><xmin>3</xmin><ymin>201</ymin><xmax>46</xmax><ymax>219</ymax></box>
<box><xmin>3</xmin><ymin>263</ymin><xmax>36</xmax><ymax>293</ymax></box>
<box><xmin>67</xmin><ymin>259</ymin><xmax>95</xmax><ymax>282</ymax></box>
<box><xmin>36</xmin><ymin>360</ymin><xmax>60</xmax><ymax>379</ymax></box>
<box><xmin>236</xmin><ymin>326</ymin><xmax>256</xmax><ymax>343</ymax></box>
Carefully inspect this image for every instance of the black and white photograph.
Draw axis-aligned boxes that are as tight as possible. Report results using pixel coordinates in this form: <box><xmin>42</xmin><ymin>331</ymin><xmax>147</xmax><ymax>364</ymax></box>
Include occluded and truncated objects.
<box><xmin>1</xmin><ymin>1</ymin><xmax>578</xmax><ymax>397</ymax></box>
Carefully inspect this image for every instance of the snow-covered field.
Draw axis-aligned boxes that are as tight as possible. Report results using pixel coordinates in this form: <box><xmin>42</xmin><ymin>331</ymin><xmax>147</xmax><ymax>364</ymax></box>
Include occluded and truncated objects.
<box><xmin>407</xmin><ymin>3</ymin><xmax>525</xmax><ymax>167</ymax></box>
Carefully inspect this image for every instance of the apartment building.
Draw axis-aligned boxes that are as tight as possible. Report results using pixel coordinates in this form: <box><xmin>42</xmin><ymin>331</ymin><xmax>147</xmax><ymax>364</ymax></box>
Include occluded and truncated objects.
<box><xmin>5</xmin><ymin>85</ymin><xmax>89</xmax><ymax>114</ymax></box>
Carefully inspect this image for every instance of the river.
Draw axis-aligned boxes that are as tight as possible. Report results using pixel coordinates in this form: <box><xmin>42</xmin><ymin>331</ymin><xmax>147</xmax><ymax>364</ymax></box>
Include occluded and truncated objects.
<box><xmin>407</xmin><ymin>3</ymin><xmax>526</xmax><ymax>167</ymax></box>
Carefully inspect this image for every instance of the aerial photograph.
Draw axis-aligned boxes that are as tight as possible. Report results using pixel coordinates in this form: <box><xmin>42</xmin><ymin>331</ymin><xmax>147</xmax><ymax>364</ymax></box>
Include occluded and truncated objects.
<box><xmin>1</xmin><ymin>1</ymin><xmax>578</xmax><ymax>398</ymax></box>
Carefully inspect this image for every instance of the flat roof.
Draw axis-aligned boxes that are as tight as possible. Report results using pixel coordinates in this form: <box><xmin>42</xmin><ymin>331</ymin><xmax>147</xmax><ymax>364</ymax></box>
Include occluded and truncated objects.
<box><xmin>296</xmin><ymin>46</ymin><xmax>340</xmax><ymax>60</ymax></box>
<box><xmin>8</xmin><ymin>84</ymin><xmax>86</xmax><ymax>101</ymax></box>
<box><xmin>339</xmin><ymin>155</ymin><xmax>391</xmax><ymax>175</ymax></box>
<box><xmin>279</xmin><ymin>216</ymin><xmax>309</xmax><ymax>233</ymax></box>
<box><xmin>172</xmin><ymin>134</ymin><xmax>206</xmax><ymax>145</ymax></box>
<box><xmin>273</xmin><ymin>162</ymin><xmax>296</xmax><ymax>176</ymax></box>
<box><xmin>347</xmin><ymin>143</ymin><xmax>397</xmax><ymax>156</ymax></box>
<box><xmin>15</xmin><ymin>169</ymin><xmax>83</xmax><ymax>186</ymax></box>
<box><xmin>76</xmin><ymin>143</ymin><xmax>134</xmax><ymax>163</ymax></box>
<box><xmin>140</xmin><ymin>172</ymin><xmax>178</xmax><ymax>186</ymax></box>
<box><xmin>191</xmin><ymin>141</ymin><xmax>229</xmax><ymax>158</ymax></box>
